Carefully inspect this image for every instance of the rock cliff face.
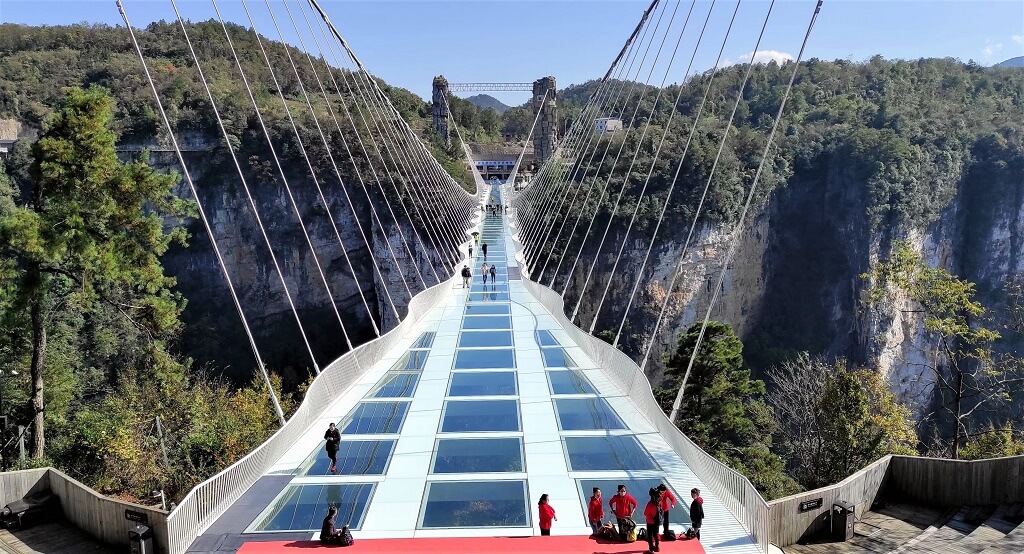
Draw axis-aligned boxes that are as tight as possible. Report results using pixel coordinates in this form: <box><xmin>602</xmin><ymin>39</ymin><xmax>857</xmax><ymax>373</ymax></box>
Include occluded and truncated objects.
<box><xmin>134</xmin><ymin>142</ymin><xmax>456</xmax><ymax>383</ymax></box>
<box><xmin>563</xmin><ymin>143</ymin><xmax>1024</xmax><ymax>421</ymax></box>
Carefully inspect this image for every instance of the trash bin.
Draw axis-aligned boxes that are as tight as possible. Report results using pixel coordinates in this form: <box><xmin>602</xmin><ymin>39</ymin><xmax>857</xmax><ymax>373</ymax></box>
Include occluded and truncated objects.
<box><xmin>129</xmin><ymin>524</ymin><xmax>154</xmax><ymax>554</ymax></box>
<box><xmin>832</xmin><ymin>501</ymin><xmax>855</xmax><ymax>541</ymax></box>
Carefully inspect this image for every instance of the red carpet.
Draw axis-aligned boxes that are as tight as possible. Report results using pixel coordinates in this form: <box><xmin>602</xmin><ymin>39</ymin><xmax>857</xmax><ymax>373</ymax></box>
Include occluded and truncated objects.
<box><xmin>237</xmin><ymin>535</ymin><xmax>706</xmax><ymax>554</ymax></box>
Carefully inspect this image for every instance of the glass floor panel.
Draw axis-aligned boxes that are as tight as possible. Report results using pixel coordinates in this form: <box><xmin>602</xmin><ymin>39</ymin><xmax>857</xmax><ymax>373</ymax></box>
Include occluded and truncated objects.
<box><xmin>441</xmin><ymin>400</ymin><xmax>520</xmax><ymax>432</ymax></box>
<box><xmin>553</xmin><ymin>398</ymin><xmax>626</xmax><ymax>430</ymax></box>
<box><xmin>432</xmin><ymin>438</ymin><xmax>524</xmax><ymax>473</ymax></box>
<box><xmin>576</xmin><ymin>479</ymin><xmax>690</xmax><ymax>525</ymax></box>
<box><xmin>341</xmin><ymin>401</ymin><xmax>410</xmax><ymax>434</ymax></box>
<box><xmin>465</xmin><ymin>304</ymin><xmax>511</xmax><ymax>315</ymax></box>
<box><xmin>391</xmin><ymin>350</ymin><xmax>429</xmax><ymax>370</ymax></box>
<box><xmin>563</xmin><ymin>435</ymin><xmax>659</xmax><ymax>471</ymax></box>
<box><xmin>251</xmin><ymin>483</ymin><xmax>374</xmax><ymax>532</ymax></box>
<box><xmin>470</xmin><ymin>284</ymin><xmax>509</xmax><ymax>292</ymax></box>
<box><xmin>298</xmin><ymin>439</ymin><xmax>396</xmax><ymax>476</ymax></box>
<box><xmin>454</xmin><ymin>349</ymin><xmax>515</xmax><ymax>369</ymax></box>
<box><xmin>412</xmin><ymin>332</ymin><xmax>436</xmax><ymax>349</ymax></box>
<box><xmin>541</xmin><ymin>348</ymin><xmax>577</xmax><ymax>368</ymax></box>
<box><xmin>458</xmin><ymin>331</ymin><xmax>514</xmax><ymax>348</ymax></box>
<box><xmin>448</xmin><ymin>371</ymin><xmax>517</xmax><ymax>396</ymax></box>
<box><xmin>547</xmin><ymin>370</ymin><xmax>597</xmax><ymax>395</ymax></box>
<box><xmin>370</xmin><ymin>372</ymin><xmax>420</xmax><ymax>398</ymax></box>
<box><xmin>420</xmin><ymin>480</ymin><xmax>529</xmax><ymax>528</ymax></box>
<box><xmin>468</xmin><ymin>292</ymin><xmax>511</xmax><ymax>302</ymax></box>
<box><xmin>461</xmin><ymin>316</ymin><xmax>512</xmax><ymax>329</ymax></box>
<box><xmin>535</xmin><ymin>330</ymin><xmax>560</xmax><ymax>347</ymax></box>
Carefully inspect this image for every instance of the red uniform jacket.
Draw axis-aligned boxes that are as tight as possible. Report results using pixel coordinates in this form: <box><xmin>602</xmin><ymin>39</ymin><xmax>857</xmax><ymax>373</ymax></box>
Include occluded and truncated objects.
<box><xmin>588</xmin><ymin>496</ymin><xmax>604</xmax><ymax>523</ymax></box>
<box><xmin>539</xmin><ymin>503</ymin><xmax>556</xmax><ymax>530</ymax></box>
<box><xmin>609</xmin><ymin>492</ymin><xmax>638</xmax><ymax>518</ymax></box>
<box><xmin>659</xmin><ymin>489</ymin><xmax>676</xmax><ymax>512</ymax></box>
<box><xmin>644</xmin><ymin>501</ymin><xmax>662</xmax><ymax>525</ymax></box>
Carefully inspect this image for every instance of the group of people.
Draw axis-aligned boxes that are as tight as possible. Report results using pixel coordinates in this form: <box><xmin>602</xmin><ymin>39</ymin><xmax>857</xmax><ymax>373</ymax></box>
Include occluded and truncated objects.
<box><xmin>460</xmin><ymin>263</ymin><xmax>498</xmax><ymax>288</ymax></box>
<box><xmin>484</xmin><ymin>204</ymin><xmax>506</xmax><ymax>217</ymax></box>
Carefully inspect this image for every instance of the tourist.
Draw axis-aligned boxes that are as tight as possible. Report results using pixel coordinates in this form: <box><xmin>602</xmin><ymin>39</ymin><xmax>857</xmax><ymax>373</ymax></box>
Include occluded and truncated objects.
<box><xmin>482</xmin><ymin>243</ymin><xmax>488</xmax><ymax>260</ymax></box>
<box><xmin>469</xmin><ymin>244</ymin><xmax>474</xmax><ymax>259</ymax></box>
<box><xmin>644</xmin><ymin>488</ymin><xmax>662</xmax><ymax>552</ymax></box>
<box><xmin>657</xmin><ymin>483</ymin><xmax>675</xmax><ymax>535</ymax></box>
<box><xmin>689</xmin><ymin>488</ymin><xmax>704</xmax><ymax>540</ymax></box>
<box><xmin>489</xmin><ymin>265</ymin><xmax>497</xmax><ymax>284</ymax></box>
<box><xmin>320</xmin><ymin>506</ymin><xmax>353</xmax><ymax>546</ymax></box>
<box><xmin>538</xmin><ymin>493</ymin><xmax>557</xmax><ymax>536</ymax></box>
<box><xmin>461</xmin><ymin>265</ymin><xmax>471</xmax><ymax>288</ymax></box>
<box><xmin>323</xmin><ymin>423</ymin><xmax>340</xmax><ymax>473</ymax></box>
<box><xmin>481</xmin><ymin>263</ymin><xmax>489</xmax><ymax>285</ymax></box>
<box><xmin>609</xmin><ymin>484</ymin><xmax>637</xmax><ymax>537</ymax></box>
<box><xmin>588</xmin><ymin>487</ymin><xmax>604</xmax><ymax>536</ymax></box>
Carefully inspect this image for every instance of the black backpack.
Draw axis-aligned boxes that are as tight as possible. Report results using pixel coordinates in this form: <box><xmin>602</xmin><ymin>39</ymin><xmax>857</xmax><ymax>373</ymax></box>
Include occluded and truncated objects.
<box><xmin>663</xmin><ymin>529</ymin><xmax>676</xmax><ymax>541</ymax></box>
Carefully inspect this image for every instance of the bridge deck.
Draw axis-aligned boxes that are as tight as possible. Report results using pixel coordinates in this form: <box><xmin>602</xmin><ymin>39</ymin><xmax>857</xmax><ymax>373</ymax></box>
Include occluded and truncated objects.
<box><xmin>188</xmin><ymin>185</ymin><xmax>758</xmax><ymax>554</ymax></box>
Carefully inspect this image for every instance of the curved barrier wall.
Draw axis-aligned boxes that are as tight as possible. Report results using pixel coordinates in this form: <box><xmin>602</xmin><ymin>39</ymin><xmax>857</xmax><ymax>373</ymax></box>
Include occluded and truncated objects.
<box><xmin>165</xmin><ymin>277</ymin><xmax>453</xmax><ymax>554</ymax></box>
<box><xmin>521</xmin><ymin>279</ymin><xmax>770</xmax><ymax>554</ymax></box>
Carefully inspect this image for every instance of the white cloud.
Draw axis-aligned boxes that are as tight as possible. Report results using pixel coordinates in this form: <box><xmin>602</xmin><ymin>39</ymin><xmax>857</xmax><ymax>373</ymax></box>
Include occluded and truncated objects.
<box><xmin>983</xmin><ymin>39</ymin><xmax>1003</xmax><ymax>59</ymax></box>
<box><xmin>719</xmin><ymin>50</ymin><xmax>795</xmax><ymax>68</ymax></box>
<box><xmin>1013</xmin><ymin>35</ymin><xmax>1023</xmax><ymax>45</ymax></box>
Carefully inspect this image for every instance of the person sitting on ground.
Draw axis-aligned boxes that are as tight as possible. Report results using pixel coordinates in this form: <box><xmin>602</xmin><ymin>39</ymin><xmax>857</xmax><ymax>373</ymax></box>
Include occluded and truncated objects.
<box><xmin>320</xmin><ymin>506</ymin><xmax>354</xmax><ymax>546</ymax></box>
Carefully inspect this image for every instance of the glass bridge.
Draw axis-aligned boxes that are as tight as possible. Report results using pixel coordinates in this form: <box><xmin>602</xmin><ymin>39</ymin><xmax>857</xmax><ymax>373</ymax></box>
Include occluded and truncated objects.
<box><xmin>187</xmin><ymin>185</ymin><xmax>760</xmax><ymax>553</ymax></box>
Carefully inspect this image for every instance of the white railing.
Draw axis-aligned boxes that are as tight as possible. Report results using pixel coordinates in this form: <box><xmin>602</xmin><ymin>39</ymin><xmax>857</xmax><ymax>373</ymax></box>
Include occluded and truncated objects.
<box><xmin>522</xmin><ymin>279</ymin><xmax>770</xmax><ymax>554</ymax></box>
<box><xmin>165</xmin><ymin>277</ymin><xmax>453</xmax><ymax>554</ymax></box>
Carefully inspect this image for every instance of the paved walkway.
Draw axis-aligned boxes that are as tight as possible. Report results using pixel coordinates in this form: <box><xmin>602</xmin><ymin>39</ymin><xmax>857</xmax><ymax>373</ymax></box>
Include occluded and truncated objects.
<box><xmin>190</xmin><ymin>185</ymin><xmax>759</xmax><ymax>554</ymax></box>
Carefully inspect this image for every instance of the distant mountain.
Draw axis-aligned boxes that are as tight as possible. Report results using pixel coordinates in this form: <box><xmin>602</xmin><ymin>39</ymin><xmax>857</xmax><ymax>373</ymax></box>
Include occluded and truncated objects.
<box><xmin>464</xmin><ymin>94</ymin><xmax>510</xmax><ymax>114</ymax></box>
<box><xmin>998</xmin><ymin>56</ymin><xmax>1024</xmax><ymax>68</ymax></box>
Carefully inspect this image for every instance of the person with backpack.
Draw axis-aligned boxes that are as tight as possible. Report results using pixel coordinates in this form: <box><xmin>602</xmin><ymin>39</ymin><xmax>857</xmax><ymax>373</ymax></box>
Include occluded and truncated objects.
<box><xmin>644</xmin><ymin>488</ymin><xmax>662</xmax><ymax>552</ymax></box>
<box><xmin>489</xmin><ymin>265</ymin><xmax>497</xmax><ymax>284</ymax></box>
<box><xmin>588</xmin><ymin>487</ymin><xmax>604</xmax><ymax>536</ymax></box>
<box><xmin>537</xmin><ymin>493</ymin><xmax>557</xmax><ymax>536</ymax></box>
<box><xmin>323</xmin><ymin>423</ymin><xmax>340</xmax><ymax>473</ymax></box>
<box><xmin>609</xmin><ymin>484</ymin><xmax>638</xmax><ymax>539</ymax></box>
<box><xmin>689</xmin><ymin>488</ymin><xmax>704</xmax><ymax>540</ymax></box>
<box><xmin>461</xmin><ymin>265</ymin><xmax>471</xmax><ymax>288</ymax></box>
<box><xmin>320</xmin><ymin>506</ymin><xmax>353</xmax><ymax>546</ymax></box>
<box><xmin>657</xmin><ymin>483</ymin><xmax>676</xmax><ymax>536</ymax></box>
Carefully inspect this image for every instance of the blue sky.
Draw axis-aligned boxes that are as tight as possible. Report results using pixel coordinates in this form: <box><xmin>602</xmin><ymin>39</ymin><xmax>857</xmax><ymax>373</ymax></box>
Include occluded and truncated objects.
<box><xmin>1</xmin><ymin>1</ymin><xmax>1022</xmax><ymax>106</ymax></box>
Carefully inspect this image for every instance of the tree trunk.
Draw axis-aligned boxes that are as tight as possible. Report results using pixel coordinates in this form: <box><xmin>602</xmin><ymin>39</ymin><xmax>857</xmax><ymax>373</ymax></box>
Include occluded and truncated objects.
<box><xmin>27</xmin><ymin>265</ymin><xmax>46</xmax><ymax>459</ymax></box>
<box><xmin>951</xmin><ymin>369</ymin><xmax>964</xmax><ymax>460</ymax></box>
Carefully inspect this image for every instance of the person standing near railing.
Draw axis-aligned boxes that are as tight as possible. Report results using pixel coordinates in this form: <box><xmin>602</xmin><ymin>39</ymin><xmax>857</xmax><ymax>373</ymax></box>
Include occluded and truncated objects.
<box><xmin>323</xmin><ymin>423</ymin><xmax>340</xmax><ymax>473</ymax></box>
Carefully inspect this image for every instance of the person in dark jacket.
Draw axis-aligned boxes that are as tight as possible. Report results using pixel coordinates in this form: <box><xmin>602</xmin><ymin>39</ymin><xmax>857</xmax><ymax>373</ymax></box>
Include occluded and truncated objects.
<box><xmin>320</xmin><ymin>506</ymin><xmax>353</xmax><ymax>545</ymax></box>
<box><xmin>461</xmin><ymin>265</ymin><xmax>471</xmax><ymax>288</ymax></box>
<box><xmin>689</xmin><ymin>488</ymin><xmax>704</xmax><ymax>540</ymax></box>
<box><xmin>644</xmin><ymin>488</ymin><xmax>662</xmax><ymax>552</ymax></box>
<box><xmin>323</xmin><ymin>423</ymin><xmax>340</xmax><ymax>473</ymax></box>
<box><xmin>608</xmin><ymin>484</ymin><xmax>638</xmax><ymax>538</ymax></box>
<box><xmin>482</xmin><ymin>243</ymin><xmax>488</xmax><ymax>260</ymax></box>
<box><xmin>489</xmin><ymin>265</ymin><xmax>497</xmax><ymax>284</ymax></box>
<box><xmin>657</xmin><ymin>483</ymin><xmax>676</xmax><ymax>535</ymax></box>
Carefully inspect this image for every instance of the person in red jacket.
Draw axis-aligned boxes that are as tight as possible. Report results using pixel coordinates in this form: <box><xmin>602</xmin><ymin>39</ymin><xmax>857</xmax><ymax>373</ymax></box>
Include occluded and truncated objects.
<box><xmin>588</xmin><ymin>487</ymin><xmax>604</xmax><ymax>536</ymax></box>
<box><xmin>657</xmin><ymin>483</ymin><xmax>676</xmax><ymax>535</ymax></box>
<box><xmin>538</xmin><ymin>493</ymin><xmax>557</xmax><ymax>536</ymax></box>
<box><xmin>608</xmin><ymin>484</ymin><xmax>638</xmax><ymax>537</ymax></box>
<box><xmin>644</xmin><ymin>488</ymin><xmax>663</xmax><ymax>552</ymax></box>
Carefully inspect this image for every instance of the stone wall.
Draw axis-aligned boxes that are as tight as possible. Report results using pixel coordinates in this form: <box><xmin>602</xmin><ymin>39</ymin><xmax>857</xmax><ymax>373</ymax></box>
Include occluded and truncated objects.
<box><xmin>532</xmin><ymin>76</ymin><xmax>557</xmax><ymax>164</ymax></box>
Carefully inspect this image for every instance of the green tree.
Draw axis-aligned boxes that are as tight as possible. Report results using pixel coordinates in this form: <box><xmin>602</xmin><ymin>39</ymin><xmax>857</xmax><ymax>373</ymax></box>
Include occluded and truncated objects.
<box><xmin>0</xmin><ymin>86</ymin><xmax>191</xmax><ymax>457</ymax></box>
<box><xmin>959</xmin><ymin>423</ymin><xmax>1024</xmax><ymax>460</ymax></box>
<box><xmin>864</xmin><ymin>242</ymin><xmax>1022</xmax><ymax>458</ymax></box>
<box><xmin>656</xmin><ymin>321</ymin><xmax>800</xmax><ymax>499</ymax></box>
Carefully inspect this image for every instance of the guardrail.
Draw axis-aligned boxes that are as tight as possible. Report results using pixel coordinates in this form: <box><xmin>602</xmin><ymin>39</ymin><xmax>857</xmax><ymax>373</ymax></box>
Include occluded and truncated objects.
<box><xmin>165</xmin><ymin>277</ymin><xmax>453</xmax><ymax>554</ymax></box>
<box><xmin>521</xmin><ymin>279</ymin><xmax>770</xmax><ymax>554</ymax></box>
<box><xmin>0</xmin><ymin>467</ymin><xmax>168</xmax><ymax>552</ymax></box>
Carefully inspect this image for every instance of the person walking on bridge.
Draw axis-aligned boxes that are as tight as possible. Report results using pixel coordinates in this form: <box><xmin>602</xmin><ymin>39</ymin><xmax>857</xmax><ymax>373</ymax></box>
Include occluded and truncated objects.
<box><xmin>481</xmin><ymin>263</ymin><xmax>490</xmax><ymax>285</ymax></box>
<box><xmin>323</xmin><ymin>423</ymin><xmax>340</xmax><ymax>473</ymax></box>
<box><xmin>461</xmin><ymin>265</ymin><xmax>471</xmax><ymax>288</ymax></box>
<box><xmin>482</xmin><ymin>243</ymin><xmax>488</xmax><ymax>260</ymax></box>
<box><xmin>489</xmin><ymin>265</ymin><xmax>497</xmax><ymax>284</ymax></box>
<box><xmin>468</xmin><ymin>244</ymin><xmax>474</xmax><ymax>259</ymax></box>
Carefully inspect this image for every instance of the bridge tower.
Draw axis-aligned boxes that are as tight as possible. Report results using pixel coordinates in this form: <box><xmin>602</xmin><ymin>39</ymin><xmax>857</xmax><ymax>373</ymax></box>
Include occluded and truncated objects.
<box><xmin>532</xmin><ymin>76</ymin><xmax>557</xmax><ymax>164</ymax></box>
<box><xmin>431</xmin><ymin>75</ymin><xmax>451</xmax><ymax>147</ymax></box>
